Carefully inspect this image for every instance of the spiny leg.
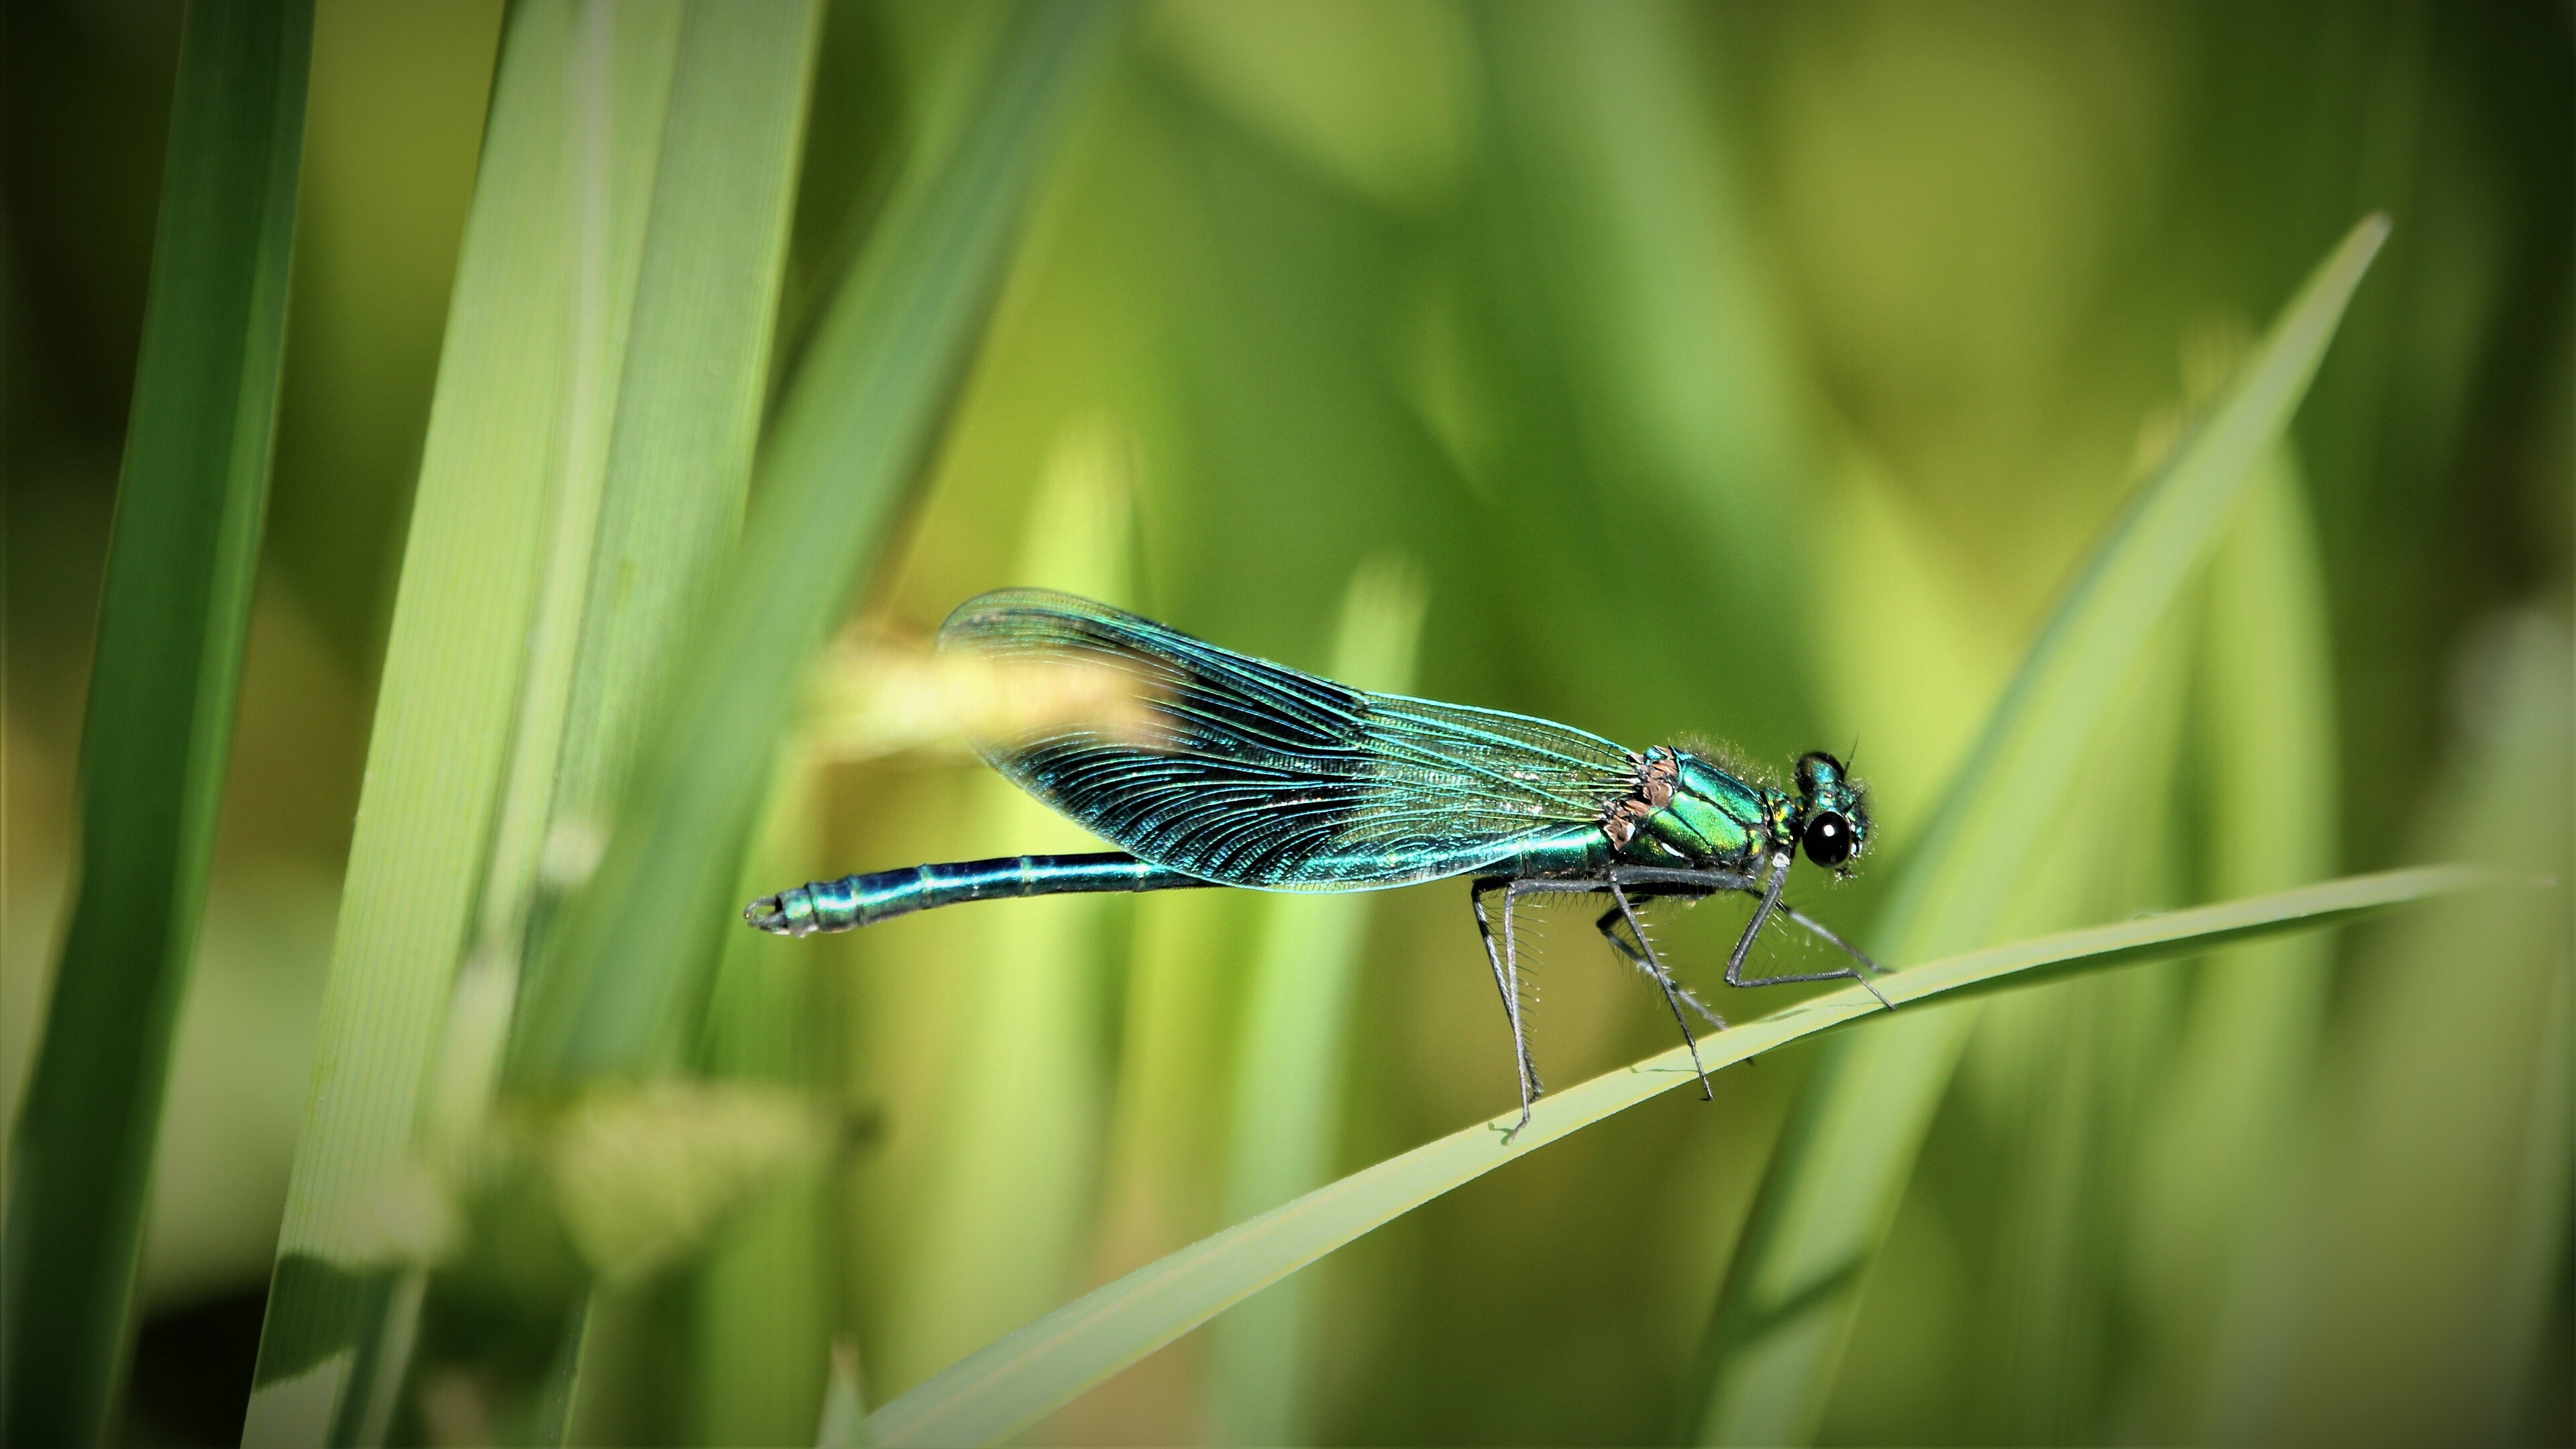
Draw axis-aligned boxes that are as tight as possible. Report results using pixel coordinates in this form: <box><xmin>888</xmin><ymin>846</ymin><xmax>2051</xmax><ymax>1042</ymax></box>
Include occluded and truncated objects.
<box><xmin>1619</xmin><ymin>861</ymin><xmax>1888</xmax><ymax>999</ymax></box>
<box><xmin>1721</xmin><ymin>853</ymin><xmax>1792</xmax><ymax>986</ymax></box>
<box><xmin>1601</xmin><ymin>863</ymin><xmax>1882</xmax><ymax>1003</ymax></box>
<box><xmin>1724</xmin><ymin>860</ymin><xmax>1894</xmax><ymax>1012</ymax></box>
<box><xmin>1770</xmin><ymin>900</ymin><xmax>1886</xmax><ymax>975</ymax></box>
<box><xmin>1604</xmin><ymin>865</ymin><xmax>1758</xmax><ymax>895</ymax></box>
<box><xmin>1595</xmin><ymin>888</ymin><xmax>1725</xmax><ymax>1038</ymax></box>
<box><xmin>1514</xmin><ymin>876</ymin><xmax>1721</xmax><ymax>1031</ymax></box>
<box><xmin>1597</xmin><ymin>884</ymin><xmax>1715</xmax><ymax>1099</ymax></box>
<box><xmin>1769</xmin><ymin>900</ymin><xmax>1895</xmax><ymax>1012</ymax></box>
<box><xmin>1470</xmin><ymin>879</ymin><xmax>1541</xmax><ymax>1138</ymax></box>
<box><xmin>1592</xmin><ymin>908</ymin><xmax>1731</xmax><ymax>1034</ymax></box>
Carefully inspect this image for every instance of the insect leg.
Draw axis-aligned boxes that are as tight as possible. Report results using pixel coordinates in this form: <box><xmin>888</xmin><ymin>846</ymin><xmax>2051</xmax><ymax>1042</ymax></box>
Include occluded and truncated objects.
<box><xmin>1725</xmin><ymin>865</ymin><xmax>1894</xmax><ymax>1012</ymax></box>
<box><xmin>1768</xmin><ymin>902</ymin><xmax>1895</xmax><ymax>1010</ymax></box>
<box><xmin>1591</xmin><ymin>906</ymin><xmax>1731</xmax><ymax>1033</ymax></box>
<box><xmin>1722</xmin><ymin>854</ymin><xmax>1792</xmax><ymax>988</ymax></box>
<box><xmin>1470</xmin><ymin>878</ymin><xmax>1541</xmax><ymax>1138</ymax></box>
<box><xmin>1768</xmin><ymin>901</ymin><xmax>1886</xmax><ymax>975</ymax></box>
<box><xmin>1600</xmin><ymin>883</ymin><xmax>1716</xmax><ymax>1099</ymax></box>
<box><xmin>1605</xmin><ymin>865</ymin><xmax>1758</xmax><ymax>895</ymax></box>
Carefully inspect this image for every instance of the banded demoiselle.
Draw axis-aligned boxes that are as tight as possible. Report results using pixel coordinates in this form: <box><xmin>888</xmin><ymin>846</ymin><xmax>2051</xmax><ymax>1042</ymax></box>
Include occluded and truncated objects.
<box><xmin>748</xmin><ymin>590</ymin><xmax>1888</xmax><ymax>1129</ymax></box>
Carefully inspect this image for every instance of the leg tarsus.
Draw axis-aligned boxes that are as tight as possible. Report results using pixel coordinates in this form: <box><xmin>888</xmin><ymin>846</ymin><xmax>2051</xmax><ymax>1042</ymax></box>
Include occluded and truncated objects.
<box><xmin>1729</xmin><ymin>871</ymin><xmax>1896</xmax><ymax>1014</ymax></box>
<box><xmin>1773</xmin><ymin>900</ymin><xmax>1889</xmax><ymax>976</ymax></box>
<box><xmin>1471</xmin><ymin>879</ymin><xmax>1543</xmax><ymax>1135</ymax></box>
<box><xmin>1501</xmin><ymin>882</ymin><xmax>1550</xmax><ymax>1102</ymax></box>
<box><xmin>1856</xmin><ymin>972</ymin><xmax>1894</xmax><ymax>1012</ymax></box>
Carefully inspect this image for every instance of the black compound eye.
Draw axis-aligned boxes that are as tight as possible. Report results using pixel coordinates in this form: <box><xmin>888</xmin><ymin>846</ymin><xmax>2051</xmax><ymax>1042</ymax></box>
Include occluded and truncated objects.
<box><xmin>1803</xmin><ymin>811</ymin><xmax>1854</xmax><ymax>868</ymax></box>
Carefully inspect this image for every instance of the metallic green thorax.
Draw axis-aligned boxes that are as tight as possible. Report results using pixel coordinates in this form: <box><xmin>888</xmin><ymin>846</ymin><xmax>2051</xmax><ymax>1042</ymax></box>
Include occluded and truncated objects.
<box><xmin>1601</xmin><ymin>747</ymin><xmax>1870</xmax><ymax>875</ymax></box>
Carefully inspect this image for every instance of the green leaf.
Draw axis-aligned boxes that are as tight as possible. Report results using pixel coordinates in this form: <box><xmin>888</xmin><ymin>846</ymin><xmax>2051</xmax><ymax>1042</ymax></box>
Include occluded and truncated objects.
<box><xmin>1</xmin><ymin>1</ymin><xmax>312</xmax><ymax>1440</ymax></box>
<box><xmin>243</xmin><ymin>2</ymin><xmax>819</xmax><ymax>1439</ymax></box>
<box><xmin>507</xmin><ymin>0</ymin><xmax>1127</xmax><ymax>1085</ymax></box>
<box><xmin>1690</xmin><ymin>213</ymin><xmax>2392</xmax><ymax>1446</ymax></box>
<box><xmin>861</xmin><ymin>865</ymin><xmax>2497</xmax><ymax>1448</ymax></box>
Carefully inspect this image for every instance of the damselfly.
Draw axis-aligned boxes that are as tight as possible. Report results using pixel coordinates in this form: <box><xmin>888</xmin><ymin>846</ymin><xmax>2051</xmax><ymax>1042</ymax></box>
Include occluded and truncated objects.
<box><xmin>747</xmin><ymin>590</ymin><xmax>1889</xmax><ymax>1130</ymax></box>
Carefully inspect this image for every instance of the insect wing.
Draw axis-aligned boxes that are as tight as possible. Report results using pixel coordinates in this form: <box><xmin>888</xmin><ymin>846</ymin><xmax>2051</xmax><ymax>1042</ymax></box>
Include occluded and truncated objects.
<box><xmin>937</xmin><ymin>590</ymin><xmax>1635</xmax><ymax>889</ymax></box>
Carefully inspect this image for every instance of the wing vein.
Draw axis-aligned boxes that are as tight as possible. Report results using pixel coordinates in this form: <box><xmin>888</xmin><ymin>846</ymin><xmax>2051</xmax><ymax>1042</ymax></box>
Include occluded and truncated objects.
<box><xmin>936</xmin><ymin>590</ymin><xmax>1631</xmax><ymax>889</ymax></box>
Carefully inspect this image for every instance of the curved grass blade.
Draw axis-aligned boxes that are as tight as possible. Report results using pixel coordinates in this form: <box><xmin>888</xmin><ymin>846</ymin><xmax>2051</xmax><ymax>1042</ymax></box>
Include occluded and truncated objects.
<box><xmin>1691</xmin><ymin>213</ymin><xmax>2391</xmax><ymax>1446</ymax></box>
<box><xmin>862</xmin><ymin>866</ymin><xmax>2497</xmax><ymax>1448</ymax></box>
<box><xmin>508</xmin><ymin>0</ymin><xmax>1127</xmax><ymax>1084</ymax></box>
<box><xmin>0</xmin><ymin>1</ymin><xmax>311</xmax><ymax>1439</ymax></box>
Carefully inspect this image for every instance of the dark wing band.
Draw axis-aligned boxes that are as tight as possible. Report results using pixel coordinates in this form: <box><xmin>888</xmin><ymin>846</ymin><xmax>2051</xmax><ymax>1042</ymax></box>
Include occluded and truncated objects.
<box><xmin>937</xmin><ymin>590</ymin><xmax>1635</xmax><ymax>890</ymax></box>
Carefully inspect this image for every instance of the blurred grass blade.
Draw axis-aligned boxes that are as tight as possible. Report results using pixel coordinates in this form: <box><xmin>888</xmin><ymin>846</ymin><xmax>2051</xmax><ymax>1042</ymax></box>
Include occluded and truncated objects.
<box><xmin>1690</xmin><ymin>213</ymin><xmax>2390</xmax><ymax>1446</ymax></box>
<box><xmin>244</xmin><ymin>4</ymin><xmax>684</xmax><ymax>1435</ymax></box>
<box><xmin>883</xmin><ymin>425</ymin><xmax>1134</xmax><ymax>1394</ymax></box>
<box><xmin>244</xmin><ymin>1</ymin><xmax>818</xmax><ymax>1440</ymax></box>
<box><xmin>508</xmin><ymin>0</ymin><xmax>1126</xmax><ymax>1084</ymax></box>
<box><xmin>1209</xmin><ymin>556</ymin><xmax>1426</xmax><ymax>1446</ymax></box>
<box><xmin>1477</xmin><ymin>1</ymin><xmax>1801</xmax><ymax>642</ymax></box>
<box><xmin>535</xmin><ymin>8</ymin><xmax>832</xmax><ymax>1434</ymax></box>
<box><xmin>552</xmin><ymin>0</ymin><xmax>826</xmax><ymax>843</ymax></box>
<box><xmin>0</xmin><ymin>1</ymin><xmax>312</xmax><ymax>1440</ymax></box>
<box><xmin>1949</xmin><ymin>599</ymin><xmax>2195</xmax><ymax>1440</ymax></box>
<box><xmin>2222</xmin><ymin>612</ymin><xmax>2572</xmax><ymax>1442</ymax></box>
<box><xmin>2129</xmin><ymin>447</ymin><xmax>2341</xmax><ymax>1431</ymax></box>
<box><xmin>1467</xmin><ymin>0</ymin><xmax>1813</xmax><ymax>743</ymax></box>
<box><xmin>862</xmin><ymin>866</ymin><xmax>2495</xmax><ymax>1448</ymax></box>
<box><xmin>692</xmin><ymin>749</ymin><xmax>835</xmax><ymax>1445</ymax></box>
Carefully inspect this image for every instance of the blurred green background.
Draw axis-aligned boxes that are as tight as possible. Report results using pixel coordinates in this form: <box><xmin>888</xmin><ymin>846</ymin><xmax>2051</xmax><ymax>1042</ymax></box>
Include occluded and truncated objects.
<box><xmin>5</xmin><ymin>1</ymin><xmax>2568</xmax><ymax>1444</ymax></box>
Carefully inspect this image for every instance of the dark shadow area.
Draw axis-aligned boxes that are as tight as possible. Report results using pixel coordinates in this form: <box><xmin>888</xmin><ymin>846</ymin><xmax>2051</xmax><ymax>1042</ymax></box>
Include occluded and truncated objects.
<box><xmin>123</xmin><ymin>1288</ymin><xmax>266</xmax><ymax>1447</ymax></box>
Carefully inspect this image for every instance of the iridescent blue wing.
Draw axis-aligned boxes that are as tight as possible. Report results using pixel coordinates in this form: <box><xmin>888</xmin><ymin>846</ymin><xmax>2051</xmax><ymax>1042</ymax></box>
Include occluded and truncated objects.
<box><xmin>938</xmin><ymin>589</ymin><xmax>1637</xmax><ymax>890</ymax></box>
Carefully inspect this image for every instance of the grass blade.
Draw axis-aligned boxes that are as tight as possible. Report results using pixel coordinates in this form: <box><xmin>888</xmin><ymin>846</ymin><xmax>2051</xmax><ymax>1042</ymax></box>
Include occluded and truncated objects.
<box><xmin>531</xmin><ymin>11</ymin><xmax>832</xmax><ymax>1434</ymax></box>
<box><xmin>1690</xmin><ymin>213</ymin><xmax>2390</xmax><ymax>1446</ymax></box>
<box><xmin>863</xmin><ymin>865</ymin><xmax>2498</xmax><ymax>1448</ymax></box>
<box><xmin>553</xmin><ymin>0</ymin><xmax>826</xmax><ymax>837</ymax></box>
<box><xmin>244</xmin><ymin>5</ymin><xmax>687</xmax><ymax>1434</ymax></box>
<box><xmin>0</xmin><ymin>1</ymin><xmax>311</xmax><ymax>1439</ymax></box>
<box><xmin>1208</xmin><ymin>556</ymin><xmax>1427</xmax><ymax>1446</ymax></box>
<box><xmin>508</xmin><ymin>0</ymin><xmax>1126</xmax><ymax>1085</ymax></box>
<box><xmin>2222</xmin><ymin>612</ymin><xmax>2572</xmax><ymax>1442</ymax></box>
<box><xmin>1466</xmin><ymin>0</ymin><xmax>1813</xmax><ymax>747</ymax></box>
<box><xmin>244</xmin><ymin>1</ymin><xmax>818</xmax><ymax>1438</ymax></box>
<box><xmin>880</xmin><ymin>428</ymin><xmax>1136</xmax><ymax>1393</ymax></box>
<box><xmin>691</xmin><ymin>747</ymin><xmax>835</xmax><ymax>1445</ymax></box>
<box><xmin>2127</xmin><ymin>446</ymin><xmax>2341</xmax><ymax>1431</ymax></box>
<box><xmin>1941</xmin><ymin>599</ymin><xmax>2197</xmax><ymax>1440</ymax></box>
